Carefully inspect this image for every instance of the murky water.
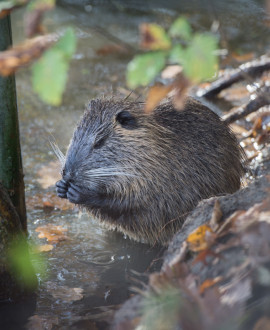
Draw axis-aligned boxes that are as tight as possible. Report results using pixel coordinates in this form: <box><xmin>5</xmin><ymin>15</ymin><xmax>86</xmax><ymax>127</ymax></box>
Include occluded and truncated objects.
<box><xmin>1</xmin><ymin>1</ymin><xmax>269</xmax><ymax>329</ymax></box>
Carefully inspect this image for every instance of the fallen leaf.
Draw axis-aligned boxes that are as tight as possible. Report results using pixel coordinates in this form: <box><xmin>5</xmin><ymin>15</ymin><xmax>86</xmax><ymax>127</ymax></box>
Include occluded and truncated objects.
<box><xmin>96</xmin><ymin>44</ymin><xmax>130</xmax><ymax>56</ymax></box>
<box><xmin>37</xmin><ymin>244</ymin><xmax>54</xmax><ymax>252</ymax></box>
<box><xmin>46</xmin><ymin>281</ymin><xmax>84</xmax><ymax>302</ymax></box>
<box><xmin>26</xmin><ymin>191</ymin><xmax>73</xmax><ymax>211</ymax></box>
<box><xmin>199</xmin><ymin>277</ymin><xmax>223</xmax><ymax>294</ymax></box>
<box><xmin>35</xmin><ymin>224</ymin><xmax>68</xmax><ymax>244</ymax></box>
<box><xmin>209</xmin><ymin>200</ymin><xmax>223</xmax><ymax>232</ymax></box>
<box><xmin>37</xmin><ymin>160</ymin><xmax>61</xmax><ymax>189</ymax></box>
<box><xmin>186</xmin><ymin>224</ymin><xmax>215</xmax><ymax>252</ymax></box>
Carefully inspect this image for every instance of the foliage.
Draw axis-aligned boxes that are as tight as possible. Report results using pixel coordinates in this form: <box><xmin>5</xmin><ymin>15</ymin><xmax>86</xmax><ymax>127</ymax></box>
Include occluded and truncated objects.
<box><xmin>126</xmin><ymin>17</ymin><xmax>218</xmax><ymax>88</ymax></box>
<box><xmin>0</xmin><ymin>0</ymin><xmax>76</xmax><ymax>106</ymax></box>
<box><xmin>32</xmin><ymin>28</ymin><xmax>76</xmax><ymax>105</ymax></box>
<box><xmin>7</xmin><ymin>234</ymin><xmax>47</xmax><ymax>289</ymax></box>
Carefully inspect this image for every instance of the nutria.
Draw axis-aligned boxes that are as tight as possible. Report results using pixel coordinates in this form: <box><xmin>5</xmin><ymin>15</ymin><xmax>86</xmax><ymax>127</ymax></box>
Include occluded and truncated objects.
<box><xmin>55</xmin><ymin>98</ymin><xmax>245</xmax><ymax>245</ymax></box>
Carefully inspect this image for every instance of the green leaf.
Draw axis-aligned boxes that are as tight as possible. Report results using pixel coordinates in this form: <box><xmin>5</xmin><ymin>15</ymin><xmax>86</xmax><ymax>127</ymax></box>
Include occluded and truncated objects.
<box><xmin>32</xmin><ymin>49</ymin><xmax>68</xmax><ymax>105</ymax></box>
<box><xmin>31</xmin><ymin>28</ymin><xmax>76</xmax><ymax>105</ymax></box>
<box><xmin>7</xmin><ymin>236</ymin><xmax>38</xmax><ymax>289</ymax></box>
<box><xmin>169</xmin><ymin>44</ymin><xmax>185</xmax><ymax>64</ymax></box>
<box><xmin>126</xmin><ymin>52</ymin><xmax>166</xmax><ymax>88</ymax></box>
<box><xmin>141</xmin><ymin>23</ymin><xmax>171</xmax><ymax>50</ymax></box>
<box><xmin>54</xmin><ymin>27</ymin><xmax>76</xmax><ymax>59</ymax></box>
<box><xmin>168</xmin><ymin>17</ymin><xmax>192</xmax><ymax>40</ymax></box>
<box><xmin>181</xmin><ymin>33</ymin><xmax>218</xmax><ymax>82</ymax></box>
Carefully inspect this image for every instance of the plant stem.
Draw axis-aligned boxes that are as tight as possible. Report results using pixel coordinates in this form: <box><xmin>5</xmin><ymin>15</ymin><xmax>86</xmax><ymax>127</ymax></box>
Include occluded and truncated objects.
<box><xmin>0</xmin><ymin>15</ymin><xmax>27</xmax><ymax>231</ymax></box>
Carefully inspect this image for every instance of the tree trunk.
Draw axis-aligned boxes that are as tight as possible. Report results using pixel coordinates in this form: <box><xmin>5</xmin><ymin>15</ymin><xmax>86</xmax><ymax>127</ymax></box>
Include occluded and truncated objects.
<box><xmin>0</xmin><ymin>16</ymin><xmax>27</xmax><ymax>231</ymax></box>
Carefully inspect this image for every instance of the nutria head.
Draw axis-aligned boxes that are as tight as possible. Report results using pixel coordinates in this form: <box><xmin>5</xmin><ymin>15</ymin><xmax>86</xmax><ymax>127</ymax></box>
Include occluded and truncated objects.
<box><xmin>56</xmin><ymin>98</ymin><xmax>245</xmax><ymax>245</ymax></box>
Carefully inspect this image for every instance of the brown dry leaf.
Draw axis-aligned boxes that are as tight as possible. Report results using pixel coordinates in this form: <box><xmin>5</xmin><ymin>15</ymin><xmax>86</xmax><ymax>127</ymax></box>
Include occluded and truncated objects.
<box><xmin>46</xmin><ymin>282</ymin><xmax>84</xmax><ymax>302</ymax></box>
<box><xmin>186</xmin><ymin>224</ymin><xmax>215</xmax><ymax>252</ymax></box>
<box><xmin>26</xmin><ymin>191</ymin><xmax>73</xmax><ymax>211</ymax></box>
<box><xmin>199</xmin><ymin>277</ymin><xmax>223</xmax><ymax>294</ymax></box>
<box><xmin>192</xmin><ymin>249</ymin><xmax>220</xmax><ymax>266</ymax></box>
<box><xmin>256</xmin><ymin>130</ymin><xmax>270</xmax><ymax>145</ymax></box>
<box><xmin>0</xmin><ymin>33</ymin><xmax>58</xmax><ymax>76</ymax></box>
<box><xmin>209</xmin><ymin>200</ymin><xmax>223</xmax><ymax>232</ymax></box>
<box><xmin>253</xmin><ymin>317</ymin><xmax>270</xmax><ymax>330</ymax></box>
<box><xmin>145</xmin><ymin>83</ymin><xmax>174</xmax><ymax>113</ymax></box>
<box><xmin>172</xmin><ymin>75</ymin><xmax>191</xmax><ymax>110</ymax></box>
<box><xmin>139</xmin><ymin>23</ymin><xmax>171</xmax><ymax>51</ymax></box>
<box><xmin>35</xmin><ymin>224</ymin><xmax>68</xmax><ymax>244</ymax></box>
<box><xmin>24</xmin><ymin>0</ymin><xmax>55</xmax><ymax>38</ymax></box>
<box><xmin>37</xmin><ymin>160</ymin><xmax>61</xmax><ymax>189</ymax></box>
<box><xmin>96</xmin><ymin>44</ymin><xmax>130</xmax><ymax>56</ymax></box>
<box><xmin>37</xmin><ymin>244</ymin><xmax>54</xmax><ymax>252</ymax></box>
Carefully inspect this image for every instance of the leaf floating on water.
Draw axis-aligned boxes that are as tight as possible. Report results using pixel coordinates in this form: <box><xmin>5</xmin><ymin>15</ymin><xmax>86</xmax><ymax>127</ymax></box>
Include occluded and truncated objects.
<box><xmin>35</xmin><ymin>224</ymin><xmax>68</xmax><ymax>244</ymax></box>
<box><xmin>37</xmin><ymin>160</ymin><xmax>61</xmax><ymax>189</ymax></box>
<box><xmin>37</xmin><ymin>244</ymin><xmax>54</xmax><ymax>252</ymax></box>
<box><xmin>46</xmin><ymin>281</ymin><xmax>84</xmax><ymax>302</ymax></box>
<box><xmin>26</xmin><ymin>191</ymin><xmax>73</xmax><ymax>211</ymax></box>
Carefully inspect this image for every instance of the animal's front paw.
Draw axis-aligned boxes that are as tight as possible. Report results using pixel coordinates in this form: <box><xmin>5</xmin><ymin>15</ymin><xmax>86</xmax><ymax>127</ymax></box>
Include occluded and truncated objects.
<box><xmin>66</xmin><ymin>182</ymin><xmax>88</xmax><ymax>204</ymax></box>
<box><xmin>56</xmin><ymin>179</ymin><xmax>69</xmax><ymax>199</ymax></box>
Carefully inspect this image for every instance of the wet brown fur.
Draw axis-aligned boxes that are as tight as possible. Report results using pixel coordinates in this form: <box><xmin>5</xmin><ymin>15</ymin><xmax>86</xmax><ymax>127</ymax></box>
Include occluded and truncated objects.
<box><xmin>56</xmin><ymin>98</ymin><xmax>245</xmax><ymax>245</ymax></box>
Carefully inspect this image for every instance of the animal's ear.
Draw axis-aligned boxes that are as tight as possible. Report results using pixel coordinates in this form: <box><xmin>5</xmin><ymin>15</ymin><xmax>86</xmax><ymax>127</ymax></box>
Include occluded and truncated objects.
<box><xmin>116</xmin><ymin>111</ymin><xmax>138</xmax><ymax>129</ymax></box>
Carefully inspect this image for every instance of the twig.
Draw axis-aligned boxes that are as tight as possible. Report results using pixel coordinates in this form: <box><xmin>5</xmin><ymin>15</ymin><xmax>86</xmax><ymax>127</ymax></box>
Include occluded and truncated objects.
<box><xmin>223</xmin><ymin>86</ymin><xmax>270</xmax><ymax>124</ymax></box>
<box><xmin>198</xmin><ymin>54</ymin><xmax>270</xmax><ymax>97</ymax></box>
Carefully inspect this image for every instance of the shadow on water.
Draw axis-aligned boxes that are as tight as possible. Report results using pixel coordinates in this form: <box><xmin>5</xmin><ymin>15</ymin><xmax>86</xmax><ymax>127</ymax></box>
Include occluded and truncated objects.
<box><xmin>1</xmin><ymin>1</ymin><xmax>269</xmax><ymax>329</ymax></box>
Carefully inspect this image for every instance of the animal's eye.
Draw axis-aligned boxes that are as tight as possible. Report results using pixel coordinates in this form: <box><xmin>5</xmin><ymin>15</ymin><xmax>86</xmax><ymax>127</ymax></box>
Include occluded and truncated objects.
<box><xmin>116</xmin><ymin>111</ymin><xmax>137</xmax><ymax>129</ymax></box>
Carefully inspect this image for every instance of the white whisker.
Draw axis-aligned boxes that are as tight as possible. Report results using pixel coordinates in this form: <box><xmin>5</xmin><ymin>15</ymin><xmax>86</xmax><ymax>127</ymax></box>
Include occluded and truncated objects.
<box><xmin>50</xmin><ymin>141</ymin><xmax>66</xmax><ymax>166</ymax></box>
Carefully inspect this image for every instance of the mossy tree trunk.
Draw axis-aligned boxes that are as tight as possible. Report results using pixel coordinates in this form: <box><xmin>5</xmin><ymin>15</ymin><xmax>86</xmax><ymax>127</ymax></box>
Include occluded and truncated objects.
<box><xmin>0</xmin><ymin>16</ymin><xmax>27</xmax><ymax>231</ymax></box>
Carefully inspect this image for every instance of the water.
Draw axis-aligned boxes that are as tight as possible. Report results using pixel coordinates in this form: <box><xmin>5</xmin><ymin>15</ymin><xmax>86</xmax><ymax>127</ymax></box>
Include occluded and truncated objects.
<box><xmin>1</xmin><ymin>1</ymin><xmax>269</xmax><ymax>329</ymax></box>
